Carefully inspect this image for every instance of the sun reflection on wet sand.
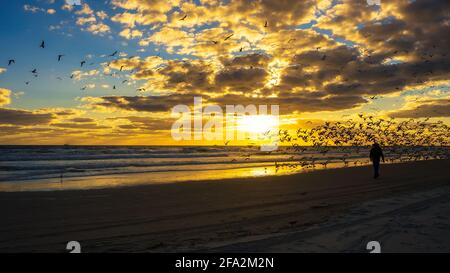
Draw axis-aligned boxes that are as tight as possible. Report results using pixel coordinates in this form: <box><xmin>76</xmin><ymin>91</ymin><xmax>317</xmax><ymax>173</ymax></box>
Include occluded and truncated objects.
<box><xmin>0</xmin><ymin>160</ymin><xmax>373</xmax><ymax>192</ymax></box>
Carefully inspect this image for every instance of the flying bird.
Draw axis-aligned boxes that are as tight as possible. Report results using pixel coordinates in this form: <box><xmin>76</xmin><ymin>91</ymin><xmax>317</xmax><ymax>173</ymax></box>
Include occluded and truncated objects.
<box><xmin>179</xmin><ymin>14</ymin><xmax>187</xmax><ymax>21</ymax></box>
<box><xmin>8</xmin><ymin>59</ymin><xmax>15</xmax><ymax>66</ymax></box>
<box><xmin>31</xmin><ymin>69</ymin><xmax>37</xmax><ymax>74</ymax></box>
<box><xmin>109</xmin><ymin>51</ymin><xmax>118</xmax><ymax>57</ymax></box>
<box><xmin>264</xmin><ymin>21</ymin><xmax>268</xmax><ymax>28</ymax></box>
<box><xmin>224</xmin><ymin>34</ymin><xmax>234</xmax><ymax>41</ymax></box>
<box><xmin>58</xmin><ymin>55</ymin><xmax>64</xmax><ymax>61</ymax></box>
<box><xmin>40</xmin><ymin>40</ymin><xmax>45</xmax><ymax>48</ymax></box>
<box><xmin>80</xmin><ymin>61</ymin><xmax>86</xmax><ymax>67</ymax></box>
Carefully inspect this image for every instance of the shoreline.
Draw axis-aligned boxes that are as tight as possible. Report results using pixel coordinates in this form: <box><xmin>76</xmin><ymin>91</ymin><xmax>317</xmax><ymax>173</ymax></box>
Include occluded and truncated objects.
<box><xmin>0</xmin><ymin>159</ymin><xmax>427</xmax><ymax>192</ymax></box>
<box><xmin>0</xmin><ymin>159</ymin><xmax>449</xmax><ymax>252</ymax></box>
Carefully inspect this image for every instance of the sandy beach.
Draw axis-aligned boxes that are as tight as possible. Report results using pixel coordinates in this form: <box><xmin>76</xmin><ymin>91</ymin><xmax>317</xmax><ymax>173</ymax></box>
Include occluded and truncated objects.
<box><xmin>0</xmin><ymin>159</ymin><xmax>449</xmax><ymax>253</ymax></box>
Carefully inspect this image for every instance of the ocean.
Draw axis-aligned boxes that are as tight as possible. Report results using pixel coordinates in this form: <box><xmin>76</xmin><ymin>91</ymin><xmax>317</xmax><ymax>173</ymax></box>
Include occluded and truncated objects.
<box><xmin>0</xmin><ymin>145</ymin><xmax>446</xmax><ymax>191</ymax></box>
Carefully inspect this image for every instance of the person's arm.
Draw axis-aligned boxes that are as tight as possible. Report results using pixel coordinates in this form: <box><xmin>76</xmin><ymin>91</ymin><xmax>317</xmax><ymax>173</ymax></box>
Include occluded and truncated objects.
<box><xmin>369</xmin><ymin>149</ymin><xmax>374</xmax><ymax>162</ymax></box>
<box><xmin>381</xmin><ymin>150</ymin><xmax>385</xmax><ymax>162</ymax></box>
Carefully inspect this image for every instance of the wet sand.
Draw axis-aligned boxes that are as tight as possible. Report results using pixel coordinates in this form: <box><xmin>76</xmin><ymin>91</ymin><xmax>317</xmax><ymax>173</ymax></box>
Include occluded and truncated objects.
<box><xmin>0</xmin><ymin>160</ymin><xmax>449</xmax><ymax>252</ymax></box>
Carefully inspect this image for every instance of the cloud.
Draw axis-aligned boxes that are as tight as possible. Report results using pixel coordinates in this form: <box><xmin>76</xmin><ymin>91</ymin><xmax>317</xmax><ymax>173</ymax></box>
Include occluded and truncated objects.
<box><xmin>119</xmin><ymin>28</ymin><xmax>143</xmax><ymax>39</ymax></box>
<box><xmin>82</xmin><ymin>94</ymin><xmax>203</xmax><ymax>112</ymax></box>
<box><xmin>0</xmin><ymin>88</ymin><xmax>11</xmax><ymax>106</ymax></box>
<box><xmin>7</xmin><ymin>0</ymin><xmax>450</xmax><ymax>146</ymax></box>
<box><xmin>390</xmin><ymin>99</ymin><xmax>450</xmax><ymax>118</ymax></box>
<box><xmin>0</xmin><ymin>108</ymin><xmax>54</xmax><ymax>125</ymax></box>
<box><xmin>23</xmin><ymin>5</ymin><xmax>45</xmax><ymax>13</ymax></box>
<box><xmin>215</xmin><ymin>67</ymin><xmax>269</xmax><ymax>92</ymax></box>
<box><xmin>50</xmin><ymin>122</ymin><xmax>110</xmax><ymax>130</ymax></box>
<box><xmin>74</xmin><ymin>3</ymin><xmax>111</xmax><ymax>35</ymax></box>
<box><xmin>71</xmin><ymin>70</ymin><xmax>99</xmax><ymax>81</ymax></box>
<box><xmin>107</xmin><ymin>116</ymin><xmax>175</xmax><ymax>131</ymax></box>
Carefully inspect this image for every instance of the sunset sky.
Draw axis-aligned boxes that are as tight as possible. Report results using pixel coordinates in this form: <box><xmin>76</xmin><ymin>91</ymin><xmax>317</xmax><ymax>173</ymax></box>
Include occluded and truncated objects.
<box><xmin>0</xmin><ymin>0</ymin><xmax>449</xmax><ymax>145</ymax></box>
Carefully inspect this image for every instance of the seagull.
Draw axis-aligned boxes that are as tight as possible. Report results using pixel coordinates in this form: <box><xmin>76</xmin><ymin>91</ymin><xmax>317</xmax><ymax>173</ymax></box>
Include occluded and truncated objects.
<box><xmin>109</xmin><ymin>51</ymin><xmax>118</xmax><ymax>57</ymax></box>
<box><xmin>8</xmin><ymin>59</ymin><xmax>15</xmax><ymax>66</ymax></box>
<box><xmin>120</xmin><ymin>65</ymin><xmax>124</xmax><ymax>71</ymax></box>
<box><xmin>58</xmin><ymin>55</ymin><xmax>64</xmax><ymax>61</ymax></box>
<box><xmin>113</xmin><ymin>85</ymin><xmax>116</xmax><ymax>90</ymax></box>
<box><xmin>264</xmin><ymin>21</ymin><xmax>268</xmax><ymax>28</ymax></box>
<box><xmin>25</xmin><ymin>81</ymin><xmax>30</xmax><ymax>85</ymax></box>
<box><xmin>40</xmin><ymin>40</ymin><xmax>45</xmax><ymax>48</ymax></box>
<box><xmin>31</xmin><ymin>69</ymin><xmax>37</xmax><ymax>74</ymax></box>
<box><xmin>224</xmin><ymin>34</ymin><xmax>234</xmax><ymax>41</ymax></box>
<box><xmin>179</xmin><ymin>14</ymin><xmax>187</xmax><ymax>21</ymax></box>
<box><xmin>122</xmin><ymin>80</ymin><xmax>128</xmax><ymax>84</ymax></box>
<box><xmin>80</xmin><ymin>61</ymin><xmax>86</xmax><ymax>67</ymax></box>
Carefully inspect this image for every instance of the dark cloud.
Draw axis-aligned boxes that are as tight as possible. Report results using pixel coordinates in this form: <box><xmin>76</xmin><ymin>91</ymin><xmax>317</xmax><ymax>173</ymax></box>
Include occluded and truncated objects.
<box><xmin>215</xmin><ymin>67</ymin><xmax>268</xmax><ymax>92</ymax></box>
<box><xmin>0</xmin><ymin>108</ymin><xmax>54</xmax><ymax>126</ymax></box>
<box><xmin>69</xmin><ymin>118</ymin><xmax>96</xmax><ymax>123</ymax></box>
<box><xmin>390</xmin><ymin>99</ymin><xmax>450</xmax><ymax>118</ymax></box>
<box><xmin>108</xmin><ymin>116</ymin><xmax>175</xmax><ymax>131</ymax></box>
<box><xmin>86</xmin><ymin>94</ymin><xmax>206</xmax><ymax>112</ymax></box>
<box><xmin>211</xmin><ymin>93</ymin><xmax>367</xmax><ymax>114</ymax></box>
<box><xmin>221</xmin><ymin>53</ymin><xmax>271</xmax><ymax>67</ymax></box>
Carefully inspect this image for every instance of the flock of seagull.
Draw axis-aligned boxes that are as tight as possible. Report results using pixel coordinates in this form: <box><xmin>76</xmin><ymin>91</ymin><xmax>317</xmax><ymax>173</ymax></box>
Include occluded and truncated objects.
<box><xmin>3</xmin><ymin>21</ymin><xmax>449</xmax><ymax>169</ymax></box>
<box><xmin>6</xmin><ymin>40</ymin><xmax>122</xmax><ymax>90</ymax></box>
<box><xmin>266</xmin><ymin>114</ymin><xmax>449</xmax><ymax>172</ymax></box>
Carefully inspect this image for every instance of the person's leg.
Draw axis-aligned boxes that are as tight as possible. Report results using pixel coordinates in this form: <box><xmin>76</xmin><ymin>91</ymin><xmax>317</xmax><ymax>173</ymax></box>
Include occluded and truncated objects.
<box><xmin>373</xmin><ymin>161</ymin><xmax>380</xmax><ymax>178</ymax></box>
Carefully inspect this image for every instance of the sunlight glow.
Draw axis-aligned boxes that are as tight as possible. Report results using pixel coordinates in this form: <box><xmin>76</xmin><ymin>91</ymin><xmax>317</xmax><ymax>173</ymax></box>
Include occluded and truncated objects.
<box><xmin>237</xmin><ymin>115</ymin><xmax>279</xmax><ymax>134</ymax></box>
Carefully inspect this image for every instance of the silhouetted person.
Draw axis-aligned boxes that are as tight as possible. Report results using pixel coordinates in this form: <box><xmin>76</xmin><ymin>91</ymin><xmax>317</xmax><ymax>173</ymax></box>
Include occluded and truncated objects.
<box><xmin>370</xmin><ymin>143</ymin><xmax>385</xmax><ymax>179</ymax></box>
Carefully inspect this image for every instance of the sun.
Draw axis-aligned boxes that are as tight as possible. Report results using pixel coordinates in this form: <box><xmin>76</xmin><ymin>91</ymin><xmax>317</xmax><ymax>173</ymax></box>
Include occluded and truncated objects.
<box><xmin>237</xmin><ymin>115</ymin><xmax>279</xmax><ymax>134</ymax></box>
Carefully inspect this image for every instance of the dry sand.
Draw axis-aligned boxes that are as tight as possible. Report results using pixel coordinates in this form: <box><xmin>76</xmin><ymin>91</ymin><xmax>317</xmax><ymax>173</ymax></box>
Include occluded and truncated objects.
<box><xmin>0</xmin><ymin>160</ymin><xmax>449</xmax><ymax>253</ymax></box>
